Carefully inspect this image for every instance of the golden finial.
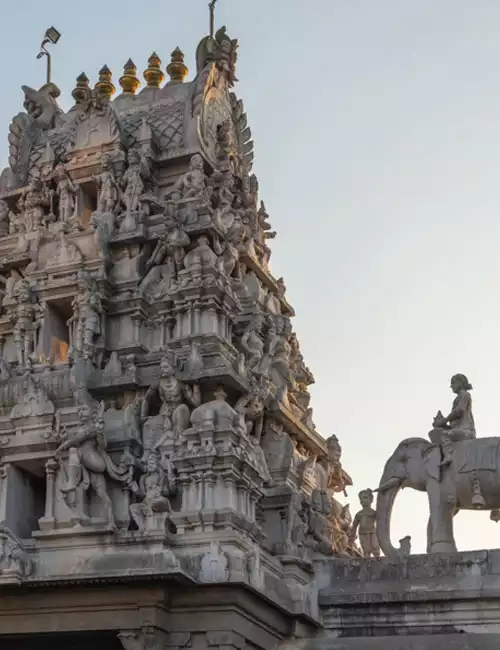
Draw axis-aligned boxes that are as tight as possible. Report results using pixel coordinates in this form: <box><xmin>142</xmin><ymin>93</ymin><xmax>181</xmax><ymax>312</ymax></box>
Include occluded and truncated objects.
<box><xmin>72</xmin><ymin>72</ymin><xmax>89</xmax><ymax>104</ymax></box>
<box><xmin>167</xmin><ymin>47</ymin><xmax>189</xmax><ymax>84</ymax></box>
<box><xmin>95</xmin><ymin>65</ymin><xmax>115</xmax><ymax>100</ymax></box>
<box><xmin>143</xmin><ymin>52</ymin><xmax>165</xmax><ymax>88</ymax></box>
<box><xmin>119</xmin><ymin>59</ymin><xmax>140</xmax><ymax>95</ymax></box>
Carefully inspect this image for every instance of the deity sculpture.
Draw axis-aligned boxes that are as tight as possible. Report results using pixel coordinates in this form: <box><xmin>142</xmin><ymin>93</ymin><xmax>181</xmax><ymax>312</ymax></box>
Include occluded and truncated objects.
<box><xmin>286</xmin><ymin>492</ymin><xmax>309</xmax><ymax>556</ymax></box>
<box><xmin>323</xmin><ymin>435</ymin><xmax>351</xmax><ymax>495</ymax></box>
<box><xmin>213</xmin><ymin>172</ymin><xmax>236</xmax><ymax>233</ymax></box>
<box><xmin>429</xmin><ymin>374</ymin><xmax>476</xmax><ymax>466</ymax></box>
<box><xmin>141</xmin><ymin>351</ymin><xmax>201</xmax><ymax>444</ymax></box>
<box><xmin>171</xmin><ymin>154</ymin><xmax>207</xmax><ymax>201</ymax></box>
<box><xmin>10</xmin><ymin>280</ymin><xmax>44</xmax><ymax>366</ymax></box>
<box><xmin>56</xmin><ymin>397</ymin><xmax>131</xmax><ymax>528</ymax></box>
<box><xmin>17</xmin><ymin>175</ymin><xmax>50</xmax><ymax>232</ymax></box>
<box><xmin>120</xmin><ymin>149</ymin><xmax>150</xmax><ymax>228</ymax></box>
<box><xmin>308</xmin><ymin>489</ymin><xmax>334</xmax><ymax>555</ymax></box>
<box><xmin>240</xmin><ymin>315</ymin><xmax>264</xmax><ymax>372</ymax></box>
<box><xmin>95</xmin><ymin>155</ymin><xmax>120</xmax><ymax>214</ymax></box>
<box><xmin>67</xmin><ymin>273</ymin><xmax>103</xmax><ymax>360</ymax></box>
<box><xmin>349</xmin><ymin>489</ymin><xmax>380</xmax><ymax>558</ymax></box>
<box><xmin>214</xmin><ymin>229</ymin><xmax>241</xmax><ymax>279</ymax></box>
<box><xmin>130</xmin><ymin>451</ymin><xmax>173</xmax><ymax>532</ymax></box>
<box><xmin>235</xmin><ymin>376</ymin><xmax>270</xmax><ymax>442</ymax></box>
<box><xmin>0</xmin><ymin>199</ymin><xmax>11</xmax><ymax>236</ymax></box>
<box><xmin>53</xmin><ymin>155</ymin><xmax>77</xmax><ymax>224</ymax></box>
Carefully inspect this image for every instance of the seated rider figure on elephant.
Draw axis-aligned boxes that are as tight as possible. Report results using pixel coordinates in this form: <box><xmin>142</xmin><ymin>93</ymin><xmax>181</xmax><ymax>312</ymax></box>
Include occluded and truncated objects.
<box><xmin>429</xmin><ymin>373</ymin><xmax>476</xmax><ymax>467</ymax></box>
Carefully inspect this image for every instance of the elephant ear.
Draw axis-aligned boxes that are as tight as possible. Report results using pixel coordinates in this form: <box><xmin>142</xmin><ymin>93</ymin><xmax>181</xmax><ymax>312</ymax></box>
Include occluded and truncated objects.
<box><xmin>423</xmin><ymin>445</ymin><xmax>441</xmax><ymax>482</ymax></box>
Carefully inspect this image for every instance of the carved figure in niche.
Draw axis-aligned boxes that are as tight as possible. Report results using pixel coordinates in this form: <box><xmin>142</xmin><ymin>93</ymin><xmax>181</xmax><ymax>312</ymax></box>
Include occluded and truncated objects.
<box><xmin>171</xmin><ymin>154</ymin><xmax>207</xmax><ymax>201</ymax></box>
<box><xmin>95</xmin><ymin>155</ymin><xmax>120</xmax><ymax>214</ymax></box>
<box><xmin>67</xmin><ymin>272</ymin><xmax>102</xmax><ymax>360</ymax></box>
<box><xmin>308</xmin><ymin>489</ymin><xmax>334</xmax><ymax>555</ymax></box>
<box><xmin>120</xmin><ymin>149</ymin><xmax>150</xmax><ymax>230</ymax></box>
<box><xmin>213</xmin><ymin>171</ymin><xmax>236</xmax><ymax>233</ymax></box>
<box><xmin>429</xmin><ymin>373</ymin><xmax>476</xmax><ymax>466</ymax></box>
<box><xmin>53</xmin><ymin>155</ymin><xmax>77</xmax><ymax>224</ymax></box>
<box><xmin>240</xmin><ymin>315</ymin><xmax>264</xmax><ymax>372</ymax></box>
<box><xmin>56</xmin><ymin>396</ymin><xmax>132</xmax><ymax>528</ymax></box>
<box><xmin>235</xmin><ymin>375</ymin><xmax>270</xmax><ymax>442</ymax></box>
<box><xmin>0</xmin><ymin>199</ymin><xmax>11</xmax><ymax>236</ymax></box>
<box><xmin>0</xmin><ymin>523</ymin><xmax>33</xmax><ymax>578</ymax></box>
<box><xmin>214</xmin><ymin>229</ymin><xmax>242</xmax><ymax>279</ymax></box>
<box><xmin>268</xmin><ymin>316</ymin><xmax>295</xmax><ymax>398</ymax></box>
<box><xmin>141</xmin><ymin>350</ymin><xmax>201</xmax><ymax>444</ymax></box>
<box><xmin>10</xmin><ymin>280</ymin><xmax>44</xmax><ymax>366</ymax></box>
<box><xmin>349</xmin><ymin>489</ymin><xmax>380</xmax><ymax>558</ymax></box>
<box><xmin>17</xmin><ymin>175</ymin><xmax>50</xmax><ymax>231</ymax></box>
<box><xmin>130</xmin><ymin>451</ymin><xmax>173</xmax><ymax>531</ymax></box>
<box><xmin>183</xmin><ymin>235</ymin><xmax>217</xmax><ymax>272</ymax></box>
<box><xmin>286</xmin><ymin>493</ymin><xmax>308</xmax><ymax>555</ymax></box>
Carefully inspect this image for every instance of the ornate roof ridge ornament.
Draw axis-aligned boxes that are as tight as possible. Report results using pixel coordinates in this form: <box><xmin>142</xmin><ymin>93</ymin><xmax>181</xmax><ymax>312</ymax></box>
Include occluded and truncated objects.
<box><xmin>36</xmin><ymin>26</ymin><xmax>61</xmax><ymax>85</ymax></box>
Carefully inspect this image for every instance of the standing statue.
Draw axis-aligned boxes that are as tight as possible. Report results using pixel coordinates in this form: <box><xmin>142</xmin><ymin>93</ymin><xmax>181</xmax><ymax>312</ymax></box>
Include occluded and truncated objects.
<box><xmin>67</xmin><ymin>273</ymin><xmax>102</xmax><ymax>360</ymax></box>
<box><xmin>95</xmin><ymin>155</ymin><xmax>120</xmax><ymax>214</ymax></box>
<box><xmin>10</xmin><ymin>280</ymin><xmax>44</xmax><ymax>366</ymax></box>
<box><xmin>120</xmin><ymin>149</ymin><xmax>150</xmax><ymax>229</ymax></box>
<box><xmin>130</xmin><ymin>451</ymin><xmax>174</xmax><ymax>532</ymax></box>
<box><xmin>141</xmin><ymin>351</ymin><xmax>201</xmax><ymax>444</ymax></box>
<box><xmin>53</xmin><ymin>155</ymin><xmax>77</xmax><ymax>224</ymax></box>
<box><xmin>429</xmin><ymin>374</ymin><xmax>476</xmax><ymax>466</ymax></box>
<box><xmin>0</xmin><ymin>199</ymin><xmax>11</xmax><ymax>236</ymax></box>
<box><xmin>17</xmin><ymin>175</ymin><xmax>50</xmax><ymax>231</ymax></box>
<box><xmin>349</xmin><ymin>489</ymin><xmax>380</xmax><ymax>558</ymax></box>
<box><xmin>240</xmin><ymin>315</ymin><xmax>264</xmax><ymax>372</ymax></box>
<box><xmin>56</xmin><ymin>397</ymin><xmax>131</xmax><ymax>528</ymax></box>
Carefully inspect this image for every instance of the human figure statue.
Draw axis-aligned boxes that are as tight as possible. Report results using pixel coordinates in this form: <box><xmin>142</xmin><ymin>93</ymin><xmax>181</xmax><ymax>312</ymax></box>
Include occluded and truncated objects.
<box><xmin>141</xmin><ymin>351</ymin><xmax>201</xmax><ymax>444</ymax></box>
<box><xmin>121</xmin><ymin>149</ymin><xmax>149</xmax><ymax>227</ymax></box>
<box><xmin>349</xmin><ymin>489</ymin><xmax>380</xmax><ymax>558</ymax></box>
<box><xmin>56</xmin><ymin>397</ymin><xmax>131</xmax><ymax>528</ymax></box>
<box><xmin>171</xmin><ymin>154</ymin><xmax>207</xmax><ymax>200</ymax></box>
<box><xmin>17</xmin><ymin>175</ymin><xmax>50</xmax><ymax>231</ymax></box>
<box><xmin>240</xmin><ymin>315</ymin><xmax>264</xmax><ymax>372</ymax></box>
<box><xmin>0</xmin><ymin>199</ymin><xmax>11</xmax><ymax>236</ymax></box>
<box><xmin>143</xmin><ymin>208</ymin><xmax>190</xmax><ymax>281</ymax></box>
<box><xmin>130</xmin><ymin>451</ymin><xmax>173</xmax><ymax>532</ymax></box>
<box><xmin>67</xmin><ymin>273</ymin><xmax>102</xmax><ymax>360</ymax></box>
<box><xmin>53</xmin><ymin>156</ymin><xmax>77</xmax><ymax>224</ymax></box>
<box><xmin>95</xmin><ymin>155</ymin><xmax>120</xmax><ymax>214</ymax></box>
<box><xmin>429</xmin><ymin>374</ymin><xmax>476</xmax><ymax>466</ymax></box>
<box><xmin>10</xmin><ymin>280</ymin><xmax>44</xmax><ymax>366</ymax></box>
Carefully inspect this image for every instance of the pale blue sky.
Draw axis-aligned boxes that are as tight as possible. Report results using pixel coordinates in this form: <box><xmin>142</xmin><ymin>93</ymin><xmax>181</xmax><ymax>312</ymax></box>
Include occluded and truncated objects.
<box><xmin>3</xmin><ymin>0</ymin><xmax>500</xmax><ymax>553</ymax></box>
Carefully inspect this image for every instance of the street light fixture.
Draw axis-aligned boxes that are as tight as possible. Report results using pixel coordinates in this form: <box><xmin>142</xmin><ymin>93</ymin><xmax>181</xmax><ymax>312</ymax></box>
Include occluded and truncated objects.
<box><xmin>37</xmin><ymin>26</ymin><xmax>61</xmax><ymax>85</ymax></box>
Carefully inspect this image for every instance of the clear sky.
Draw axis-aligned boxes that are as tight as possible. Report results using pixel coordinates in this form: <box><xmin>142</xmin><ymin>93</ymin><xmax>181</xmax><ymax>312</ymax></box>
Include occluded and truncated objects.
<box><xmin>3</xmin><ymin>0</ymin><xmax>500</xmax><ymax>553</ymax></box>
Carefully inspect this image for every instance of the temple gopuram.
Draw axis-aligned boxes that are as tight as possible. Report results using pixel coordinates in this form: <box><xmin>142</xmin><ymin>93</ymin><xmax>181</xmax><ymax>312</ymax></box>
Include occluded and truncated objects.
<box><xmin>0</xmin><ymin>18</ymin><xmax>357</xmax><ymax>650</ymax></box>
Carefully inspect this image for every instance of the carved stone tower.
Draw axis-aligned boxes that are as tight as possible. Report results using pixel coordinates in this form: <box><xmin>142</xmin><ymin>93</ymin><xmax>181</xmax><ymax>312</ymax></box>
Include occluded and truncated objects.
<box><xmin>0</xmin><ymin>22</ymin><xmax>355</xmax><ymax>649</ymax></box>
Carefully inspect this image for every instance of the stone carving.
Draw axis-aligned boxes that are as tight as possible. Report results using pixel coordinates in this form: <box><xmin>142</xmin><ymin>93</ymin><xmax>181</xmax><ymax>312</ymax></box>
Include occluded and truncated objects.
<box><xmin>53</xmin><ymin>154</ymin><xmax>76</xmax><ymax>224</ymax></box>
<box><xmin>196</xmin><ymin>25</ymin><xmax>239</xmax><ymax>87</ymax></box>
<box><xmin>95</xmin><ymin>155</ymin><xmax>120</xmax><ymax>215</ymax></box>
<box><xmin>286</xmin><ymin>493</ymin><xmax>309</xmax><ymax>557</ymax></box>
<box><xmin>0</xmin><ymin>523</ymin><xmax>32</xmax><ymax>579</ymax></box>
<box><xmin>183</xmin><ymin>235</ymin><xmax>217</xmax><ymax>273</ymax></box>
<box><xmin>10</xmin><ymin>373</ymin><xmax>55</xmax><ymax>419</ymax></box>
<box><xmin>141</xmin><ymin>350</ymin><xmax>201</xmax><ymax>447</ymax></box>
<box><xmin>199</xmin><ymin>542</ymin><xmax>229</xmax><ymax>583</ymax></box>
<box><xmin>349</xmin><ymin>489</ymin><xmax>380</xmax><ymax>558</ymax></box>
<box><xmin>16</xmin><ymin>175</ymin><xmax>51</xmax><ymax>231</ymax></box>
<box><xmin>67</xmin><ymin>272</ymin><xmax>102</xmax><ymax>360</ymax></box>
<box><xmin>429</xmin><ymin>373</ymin><xmax>476</xmax><ymax>466</ymax></box>
<box><xmin>130</xmin><ymin>451</ymin><xmax>173</xmax><ymax>532</ymax></box>
<box><xmin>10</xmin><ymin>279</ymin><xmax>45</xmax><ymax>367</ymax></box>
<box><xmin>235</xmin><ymin>375</ymin><xmax>269</xmax><ymax>442</ymax></box>
<box><xmin>240</xmin><ymin>315</ymin><xmax>264</xmax><ymax>372</ymax></box>
<box><xmin>0</xmin><ymin>200</ymin><xmax>11</xmax><ymax>236</ymax></box>
<box><xmin>120</xmin><ymin>149</ymin><xmax>150</xmax><ymax>231</ymax></box>
<box><xmin>56</xmin><ymin>393</ymin><xmax>131</xmax><ymax>528</ymax></box>
<box><xmin>171</xmin><ymin>154</ymin><xmax>207</xmax><ymax>201</ymax></box>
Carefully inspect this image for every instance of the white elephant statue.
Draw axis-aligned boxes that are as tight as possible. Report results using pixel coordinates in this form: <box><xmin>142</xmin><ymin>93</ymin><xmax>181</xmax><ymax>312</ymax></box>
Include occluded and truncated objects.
<box><xmin>375</xmin><ymin>436</ymin><xmax>500</xmax><ymax>558</ymax></box>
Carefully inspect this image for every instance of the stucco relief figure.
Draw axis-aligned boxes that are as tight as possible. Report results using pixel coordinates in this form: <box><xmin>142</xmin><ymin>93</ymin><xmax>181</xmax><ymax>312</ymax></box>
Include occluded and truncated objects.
<box><xmin>53</xmin><ymin>155</ymin><xmax>77</xmax><ymax>224</ymax></box>
<box><xmin>171</xmin><ymin>154</ymin><xmax>207</xmax><ymax>201</ymax></box>
<box><xmin>349</xmin><ymin>489</ymin><xmax>380</xmax><ymax>558</ymax></box>
<box><xmin>240</xmin><ymin>315</ymin><xmax>264</xmax><ymax>372</ymax></box>
<box><xmin>10</xmin><ymin>280</ymin><xmax>44</xmax><ymax>366</ymax></box>
<box><xmin>56</xmin><ymin>398</ymin><xmax>131</xmax><ymax>528</ymax></box>
<box><xmin>214</xmin><ymin>229</ymin><xmax>241</xmax><ymax>279</ymax></box>
<box><xmin>95</xmin><ymin>155</ymin><xmax>120</xmax><ymax>214</ymax></box>
<box><xmin>120</xmin><ymin>149</ymin><xmax>150</xmax><ymax>230</ymax></box>
<box><xmin>141</xmin><ymin>351</ymin><xmax>201</xmax><ymax>445</ymax></box>
<box><xmin>68</xmin><ymin>273</ymin><xmax>102</xmax><ymax>360</ymax></box>
<box><xmin>130</xmin><ymin>451</ymin><xmax>173</xmax><ymax>532</ymax></box>
<box><xmin>17</xmin><ymin>175</ymin><xmax>50</xmax><ymax>231</ymax></box>
<box><xmin>0</xmin><ymin>199</ymin><xmax>11</xmax><ymax>236</ymax></box>
<box><xmin>286</xmin><ymin>493</ymin><xmax>309</xmax><ymax>556</ymax></box>
<box><xmin>213</xmin><ymin>172</ymin><xmax>236</xmax><ymax>233</ymax></box>
<box><xmin>429</xmin><ymin>374</ymin><xmax>476</xmax><ymax>466</ymax></box>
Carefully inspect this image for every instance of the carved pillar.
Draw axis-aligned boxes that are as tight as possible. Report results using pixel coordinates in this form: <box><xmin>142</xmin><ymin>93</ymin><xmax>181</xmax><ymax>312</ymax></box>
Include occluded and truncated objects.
<box><xmin>131</xmin><ymin>312</ymin><xmax>142</xmax><ymax>347</ymax></box>
<box><xmin>193</xmin><ymin>303</ymin><xmax>201</xmax><ymax>335</ymax></box>
<box><xmin>38</xmin><ymin>458</ymin><xmax>59</xmax><ymax>531</ymax></box>
<box><xmin>204</xmin><ymin>471</ymin><xmax>216</xmax><ymax>509</ymax></box>
<box><xmin>0</xmin><ymin>463</ymin><xmax>9</xmax><ymax>521</ymax></box>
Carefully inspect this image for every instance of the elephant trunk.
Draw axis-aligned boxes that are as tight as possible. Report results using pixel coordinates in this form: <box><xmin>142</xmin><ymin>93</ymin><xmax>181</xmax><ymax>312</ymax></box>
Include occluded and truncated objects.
<box><xmin>376</xmin><ymin>477</ymin><xmax>402</xmax><ymax>560</ymax></box>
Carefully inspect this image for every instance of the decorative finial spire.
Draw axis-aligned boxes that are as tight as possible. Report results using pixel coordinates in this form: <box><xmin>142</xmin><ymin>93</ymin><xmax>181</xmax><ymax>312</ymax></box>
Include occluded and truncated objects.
<box><xmin>95</xmin><ymin>65</ymin><xmax>115</xmax><ymax>100</ymax></box>
<box><xmin>72</xmin><ymin>72</ymin><xmax>89</xmax><ymax>104</ymax></box>
<box><xmin>167</xmin><ymin>48</ymin><xmax>189</xmax><ymax>84</ymax></box>
<box><xmin>36</xmin><ymin>26</ymin><xmax>61</xmax><ymax>85</ymax></box>
<box><xmin>143</xmin><ymin>52</ymin><xmax>165</xmax><ymax>88</ymax></box>
<box><xmin>119</xmin><ymin>59</ymin><xmax>140</xmax><ymax>95</ymax></box>
<box><xmin>209</xmin><ymin>0</ymin><xmax>219</xmax><ymax>38</ymax></box>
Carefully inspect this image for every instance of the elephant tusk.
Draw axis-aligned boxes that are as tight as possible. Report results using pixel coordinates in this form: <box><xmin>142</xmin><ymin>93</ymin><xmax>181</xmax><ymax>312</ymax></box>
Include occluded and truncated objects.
<box><xmin>376</xmin><ymin>477</ymin><xmax>402</xmax><ymax>493</ymax></box>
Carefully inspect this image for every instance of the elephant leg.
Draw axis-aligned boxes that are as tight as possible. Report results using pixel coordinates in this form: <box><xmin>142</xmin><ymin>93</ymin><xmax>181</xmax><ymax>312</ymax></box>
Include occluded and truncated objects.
<box><xmin>427</xmin><ymin>485</ymin><xmax>457</xmax><ymax>554</ymax></box>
